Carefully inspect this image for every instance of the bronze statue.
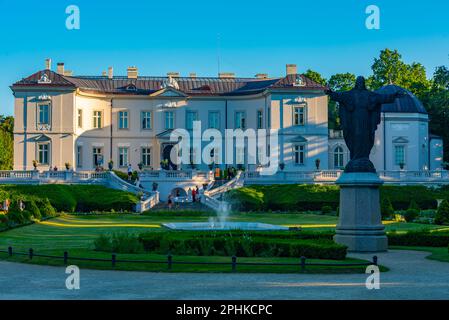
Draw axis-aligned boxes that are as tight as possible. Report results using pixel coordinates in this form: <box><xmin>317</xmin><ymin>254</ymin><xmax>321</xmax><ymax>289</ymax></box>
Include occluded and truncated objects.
<box><xmin>326</xmin><ymin>76</ymin><xmax>404</xmax><ymax>173</ymax></box>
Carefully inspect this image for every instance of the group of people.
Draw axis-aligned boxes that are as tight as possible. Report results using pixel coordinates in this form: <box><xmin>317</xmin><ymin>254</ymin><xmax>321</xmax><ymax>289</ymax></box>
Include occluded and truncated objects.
<box><xmin>0</xmin><ymin>199</ymin><xmax>11</xmax><ymax>213</ymax></box>
<box><xmin>167</xmin><ymin>185</ymin><xmax>205</xmax><ymax>209</ymax></box>
<box><xmin>0</xmin><ymin>199</ymin><xmax>25</xmax><ymax>214</ymax></box>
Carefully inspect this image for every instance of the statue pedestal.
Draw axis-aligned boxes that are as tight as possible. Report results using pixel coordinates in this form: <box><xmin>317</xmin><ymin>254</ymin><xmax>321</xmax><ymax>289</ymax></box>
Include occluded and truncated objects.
<box><xmin>334</xmin><ymin>172</ymin><xmax>388</xmax><ymax>252</ymax></box>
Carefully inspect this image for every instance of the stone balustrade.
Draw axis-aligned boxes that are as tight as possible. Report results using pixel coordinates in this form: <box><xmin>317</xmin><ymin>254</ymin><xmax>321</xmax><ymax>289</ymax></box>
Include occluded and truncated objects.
<box><xmin>243</xmin><ymin>170</ymin><xmax>449</xmax><ymax>185</ymax></box>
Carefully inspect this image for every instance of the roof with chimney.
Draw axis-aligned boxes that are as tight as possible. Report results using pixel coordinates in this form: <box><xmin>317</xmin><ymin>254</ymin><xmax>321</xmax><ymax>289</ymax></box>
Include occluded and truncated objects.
<box><xmin>11</xmin><ymin>69</ymin><xmax>326</xmax><ymax>96</ymax></box>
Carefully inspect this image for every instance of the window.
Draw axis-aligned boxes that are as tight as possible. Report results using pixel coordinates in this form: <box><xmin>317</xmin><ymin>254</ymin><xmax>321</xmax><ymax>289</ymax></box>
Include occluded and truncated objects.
<box><xmin>209</xmin><ymin>148</ymin><xmax>220</xmax><ymax>164</ymax></box>
<box><xmin>141</xmin><ymin>148</ymin><xmax>151</xmax><ymax>167</ymax></box>
<box><xmin>257</xmin><ymin>110</ymin><xmax>263</xmax><ymax>129</ymax></box>
<box><xmin>38</xmin><ymin>143</ymin><xmax>49</xmax><ymax>165</ymax></box>
<box><xmin>77</xmin><ymin>146</ymin><xmax>83</xmax><ymax>168</ymax></box>
<box><xmin>119</xmin><ymin>147</ymin><xmax>129</xmax><ymax>167</ymax></box>
<box><xmin>186</xmin><ymin>111</ymin><xmax>198</xmax><ymax>130</ymax></box>
<box><xmin>394</xmin><ymin>145</ymin><xmax>405</xmax><ymax>166</ymax></box>
<box><xmin>165</xmin><ymin>111</ymin><xmax>174</xmax><ymax>129</ymax></box>
<box><xmin>77</xmin><ymin>109</ymin><xmax>83</xmax><ymax>128</ymax></box>
<box><xmin>38</xmin><ymin>104</ymin><xmax>49</xmax><ymax>124</ymax></box>
<box><xmin>293</xmin><ymin>105</ymin><xmax>305</xmax><ymax>125</ymax></box>
<box><xmin>93</xmin><ymin>111</ymin><xmax>102</xmax><ymax>129</ymax></box>
<box><xmin>208</xmin><ymin>111</ymin><xmax>220</xmax><ymax>129</ymax></box>
<box><xmin>141</xmin><ymin>111</ymin><xmax>152</xmax><ymax>130</ymax></box>
<box><xmin>294</xmin><ymin>144</ymin><xmax>305</xmax><ymax>165</ymax></box>
<box><xmin>189</xmin><ymin>147</ymin><xmax>197</xmax><ymax>165</ymax></box>
<box><xmin>235</xmin><ymin>112</ymin><xmax>246</xmax><ymax>129</ymax></box>
<box><xmin>93</xmin><ymin>147</ymin><xmax>103</xmax><ymax>167</ymax></box>
<box><xmin>236</xmin><ymin>147</ymin><xmax>245</xmax><ymax>164</ymax></box>
<box><xmin>118</xmin><ymin>111</ymin><xmax>129</xmax><ymax>129</ymax></box>
<box><xmin>334</xmin><ymin>146</ymin><xmax>344</xmax><ymax>168</ymax></box>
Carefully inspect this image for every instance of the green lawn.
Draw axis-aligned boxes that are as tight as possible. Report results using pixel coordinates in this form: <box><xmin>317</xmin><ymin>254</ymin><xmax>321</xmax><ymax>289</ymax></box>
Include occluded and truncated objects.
<box><xmin>391</xmin><ymin>246</ymin><xmax>449</xmax><ymax>263</ymax></box>
<box><xmin>0</xmin><ymin>213</ymin><xmax>388</xmax><ymax>274</ymax></box>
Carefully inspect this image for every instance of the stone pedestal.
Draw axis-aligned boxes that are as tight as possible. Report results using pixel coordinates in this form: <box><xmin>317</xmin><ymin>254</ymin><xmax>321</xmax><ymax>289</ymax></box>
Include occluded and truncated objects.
<box><xmin>334</xmin><ymin>172</ymin><xmax>388</xmax><ymax>252</ymax></box>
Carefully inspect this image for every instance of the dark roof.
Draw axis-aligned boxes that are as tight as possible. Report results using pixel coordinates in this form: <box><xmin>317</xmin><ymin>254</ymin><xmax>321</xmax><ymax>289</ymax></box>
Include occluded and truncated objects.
<box><xmin>375</xmin><ymin>84</ymin><xmax>427</xmax><ymax>114</ymax></box>
<box><xmin>12</xmin><ymin>70</ymin><xmax>326</xmax><ymax>96</ymax></box>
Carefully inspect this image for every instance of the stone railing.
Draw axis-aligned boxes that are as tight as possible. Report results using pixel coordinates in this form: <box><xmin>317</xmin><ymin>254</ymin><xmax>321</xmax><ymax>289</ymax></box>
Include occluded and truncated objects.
<box><xmin>205</xmin><ymin>171</ymin><xmax>244</xmax><ymax>198</ymax></box>
<box><xmin>135</xmin><ymin>192</ymin><xmax>160</xmax><ymax>213</ymax></box>
<box><xmin>202</xmin><ymin>194</ymin><xmax>230</xmax><ymax>212</ymax></box>
<box><xmin>243</xmin><ymin>170</ymin><xmax>449</xmax><ymax>185</ymax></box>
<box><xmin>139</xmin><ymin>170</ymin><xmax>213</xmax><ymax>180</ymax></box>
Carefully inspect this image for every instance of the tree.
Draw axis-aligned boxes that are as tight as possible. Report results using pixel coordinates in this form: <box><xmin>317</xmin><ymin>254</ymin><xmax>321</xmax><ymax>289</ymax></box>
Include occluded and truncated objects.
<box><xmin>433</xmin><ymin>65</ymin><xmax>449</xmax><ymax>90</ymax></box>
<box><xmin>0</xmin><ymin>115</ymin><xmax>13</xmax><ymax>170</ymax></box>
<box><xmin>328</xmin><ymin>73</ymin><xmax>356</xmax><ymax>92</ymax></box>
<box><xmin>370</xmin><ymin>48</ymin><xmax>430</xmax><ymax>98</ymax></box>
<box><xmin>371</xmin><ymin>48</ymin><xmax>408</xmax><ymax>89</ymax></box>
<box><xmin>435</xmin><ymin>199</ymin><xmax>449</xmax><ymax>225</ymax></box>
<box><xmin>422</xmin><ymin>66</ymin><xmax>449</xmax><ymax>162</ymax></box>
<box><xmin>381</xmin><ymin>197</ymin><xmax>394</xmax><ymax>219</ymax></box>
<box><xmin>303</xmin><ymin>69</ymin><xmax>327</xmax><ymax>86</ymax></box>
<box><xmin>327</xmin><ymin>73</ymin><xmax>357</xmax><ymax>130</ymax></box>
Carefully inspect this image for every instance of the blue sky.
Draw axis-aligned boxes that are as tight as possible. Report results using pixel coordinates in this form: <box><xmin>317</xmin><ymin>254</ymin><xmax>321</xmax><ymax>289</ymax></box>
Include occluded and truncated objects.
<box><xmin>1</xmin><ymin>0</ymin><xmax>449</xmax><ymax>115</ymax></box>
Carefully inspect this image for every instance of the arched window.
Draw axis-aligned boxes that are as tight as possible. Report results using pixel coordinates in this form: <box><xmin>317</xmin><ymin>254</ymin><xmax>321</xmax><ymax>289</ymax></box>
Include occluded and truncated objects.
<box><xmin>334</xmin><ymin>146</ymin><xmax>344</xmax><ymax>168</ymax></box>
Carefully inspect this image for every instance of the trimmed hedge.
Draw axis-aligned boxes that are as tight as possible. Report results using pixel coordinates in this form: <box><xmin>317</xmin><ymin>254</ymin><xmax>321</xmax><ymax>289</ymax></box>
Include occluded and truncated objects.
<box><xmin>388</xmin><ymin>231</ymin><xmax>449</xmax><ymax>247</ymax></box>
<box><xmin>138</xmin><ymin>231</ymin><xmax>346</xmax><ymax>260</ymax></box>
<box><xmin>0</xmin><ymin>185</ymin><xmax>138</xmax><ymax>213</ymax></box>
<box><xmin>227</xmin><ymin>184</ymin><xmax>449</xmax><ymax>212</ymax></box>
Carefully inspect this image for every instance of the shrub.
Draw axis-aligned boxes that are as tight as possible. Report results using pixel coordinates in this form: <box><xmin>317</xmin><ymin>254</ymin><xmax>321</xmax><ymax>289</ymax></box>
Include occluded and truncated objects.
<box><xmin>226</xmin><ymin>184</ymin><xmax>447</xmax><ymax>212</ymax></box>
<box><xmin>94</xmin><ymin>234</ymin><xmax>112</xmax><ymax>252</ymax></box>
<box><xmin>0</xmin><ymin>185</ymin><xmax>137</xmax><ymax>213</ymax></box>
<box><xmin>26</xmin><ymin>200</ymin><xmax>41</xmax><ymax>220</ymax></box>
<box><xmin>227</xmin><ymin>188</ymin><xmax>264</xmax><ymax>211</ymax></box>
<box><xmin>404</xmin><ymin>208</ymin><xmax>419</xmax><ymax>222</ymax></box>
<box><xmin>94</xmin><ymin>232</ymin><xmax>144</xmax><ymax>253</ymax></box>
<box><xmin>381</xmin><ymin>198</ymin><xmax>394</xmax><ymax>219</ymax></box>
<box><xmin>408</xmin><ymin>199</ymin><xmax>420</xmax><ymax>211</ymax></box>
<box><xmin>388</xmin><ymin>231</ymin><xmax>449</xmax><ymax>247</ymax></box>
<box><xmin>138</xmin><ymin>231</ymin><xmax>346</xmax><ymax>260</ymax></box>
<box><xmin>36</xmin><ymin>198</ymin><xmax>56</xmax><ymax>217</ymax></box>
<box><xmin>321</xmin><ymin>205</ymin><xmax>332</xmax><ymax>214</ymax></box>
<box><xmin>435</xmin><ymin>200</ymin><xmax>449</xmax><ymax>225</ymax></box>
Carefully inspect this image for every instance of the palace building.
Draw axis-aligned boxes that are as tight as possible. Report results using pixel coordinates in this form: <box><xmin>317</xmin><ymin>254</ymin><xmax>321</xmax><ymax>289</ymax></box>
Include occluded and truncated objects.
<box><xmin>10</xmin><ymin>60</ymin><xmax>443</xmax><ymax>174</ymax></box>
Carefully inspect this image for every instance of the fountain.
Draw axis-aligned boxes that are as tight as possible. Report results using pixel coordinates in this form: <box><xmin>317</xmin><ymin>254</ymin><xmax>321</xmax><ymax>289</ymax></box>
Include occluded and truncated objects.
<box><xmin>163</xmin><ymin>202</ymin><xmax>289</xmax><ymax>231</ymax></box>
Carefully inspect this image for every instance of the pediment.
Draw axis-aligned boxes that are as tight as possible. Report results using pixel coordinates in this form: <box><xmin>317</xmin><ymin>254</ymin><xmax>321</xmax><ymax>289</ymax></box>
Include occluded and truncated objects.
<box><xmin>392</xmin><ymin>136</ymin><xmax>409</xmax><ymax>144</ymax></box>
<box><xmin>150</xmin><ymin>87</ymin><xmax>188</xmax><ymax>98</ymax></box>
<box><xmin>31</xmin><ymin>134</ymin><xmax>51</xmax><ymax>142</ymax></box>
<box><xmin>290</xmin><ymin>135</ymin><xmax>308</xmax><ymax>143</ymax></box>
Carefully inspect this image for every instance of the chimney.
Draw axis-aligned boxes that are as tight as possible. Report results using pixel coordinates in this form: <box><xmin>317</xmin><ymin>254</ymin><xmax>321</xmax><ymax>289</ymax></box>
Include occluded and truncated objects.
<box><xmin>102</xmin><ymin>71</ymin><xmax>107</xmax><ymax>76</ymax></box>
<box><xmin>286</xmin><ymin>64</ymin><xmax>297</xmax><ymax>76</ymax></box>
<box><xmin>127</xmin><ymin>66</ymin><xmax>138</xmax><ymax>79</ymax></box>
<box><xmin>219</xmin><ymin>72</ymin><xmax>235</xmax><ymax>79</ymax></box>
<box><xmin>57</xmin><ymin>62</ymin><xmax>65</xmax><ymax>75</ymax></box>
<box><xmin>167</xmin><ymin>72</ymin><xmax>180</xmax><ymax>78</ymax></box>
<box><xmin>108</xmin><ymin>67</ymin><xmax>113</xmax><ymax>79</ymax></box>
<box><xmin>45</xmin><ymin>58</ymin><xmax>52</xmax><ymax>70</ymax></box>
<box><xmin>189</xmin><ymin>72</ymin><xmax>197</xmax><ymax>78</ymax></box>
<box><xmin>64</xmin><ymin>70</ymin><xmax>73</xmax><ymax>76</ymax></box>
<box><xmin>255</xmin><ymin>73</ymin><xmax>268</xmax><ymax>79</ymax></box>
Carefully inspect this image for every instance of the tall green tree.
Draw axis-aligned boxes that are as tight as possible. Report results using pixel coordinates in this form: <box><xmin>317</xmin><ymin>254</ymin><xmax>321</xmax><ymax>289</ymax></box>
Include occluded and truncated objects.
<box><xmin>328</xmin><ymin>73</ymin><xmax>356</xmax><ymax>91</ymax></box>
<box><xmin>0</xmin><ymin>115</ymin><xmax>14</xmax><ymax>170</ymax></box>
<box><xmin>303</xmin><ymin>69</ymin><xmax>327</xmax><ymax>86</ymax></box>
<box><xmin>327</xmin><ymin>73</ymin><xmax>356</xmax><ymax>130</ymax></box>
<box><xmin>370</xmin><ymin>48</ymin><xmax>430</xmax><ymax>98</ymax></box>
<box><xmin>433</xmin><ymin>65</ymin><xmax>449</xmax><ymax>90</ymax></box>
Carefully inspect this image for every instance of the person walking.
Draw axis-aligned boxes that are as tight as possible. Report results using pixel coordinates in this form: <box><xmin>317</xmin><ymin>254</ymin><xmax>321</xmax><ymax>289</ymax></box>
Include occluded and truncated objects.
<box><xmin>127</xmin><ymin>164</ymin><xmax>133</xmax><ymax>181</ymax></box>
<box><xmin>192</xmin><ymin>187</ymin><xmax>196</xmax><ymax>203</ymax></box>
<box><xmin>167</xmin><ymin>194</ymin><xmax>173</xmax><ymax>210</ymax></box>
<box><xmin>187</xmin><ymin>188</ymin><xmax>192</xmax><ymax>202</ymax></box>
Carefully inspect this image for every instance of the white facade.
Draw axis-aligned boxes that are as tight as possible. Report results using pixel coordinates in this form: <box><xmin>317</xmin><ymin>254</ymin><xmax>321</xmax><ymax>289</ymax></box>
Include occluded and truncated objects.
<box><xmin>11</xmin><ymin>64</ymin><xmax>443</xmax><ymax>175</ymax></box>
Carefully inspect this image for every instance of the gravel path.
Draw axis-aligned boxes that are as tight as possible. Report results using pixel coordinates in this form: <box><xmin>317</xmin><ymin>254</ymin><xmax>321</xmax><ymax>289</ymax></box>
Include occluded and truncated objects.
<box><xmin>1</xmin><ymin>250</ymin><xmax>448</xmax><ymax>299</ymax></box>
